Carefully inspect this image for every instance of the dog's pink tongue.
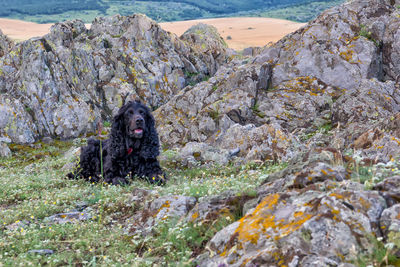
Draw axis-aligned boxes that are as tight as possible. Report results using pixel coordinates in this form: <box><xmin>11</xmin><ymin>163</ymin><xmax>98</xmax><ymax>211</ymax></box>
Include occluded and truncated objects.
<box><xmin>135</xmin><ymin>129</ymin><xmax>143</xmax><ymax>134</ymax></box>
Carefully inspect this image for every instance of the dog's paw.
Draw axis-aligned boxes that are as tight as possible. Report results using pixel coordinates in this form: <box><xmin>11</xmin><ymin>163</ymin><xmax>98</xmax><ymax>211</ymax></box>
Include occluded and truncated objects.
<box><xmin>66</xmin><ymin>172</ymin><xmax>76</xmax><ymax>179</ymax></box>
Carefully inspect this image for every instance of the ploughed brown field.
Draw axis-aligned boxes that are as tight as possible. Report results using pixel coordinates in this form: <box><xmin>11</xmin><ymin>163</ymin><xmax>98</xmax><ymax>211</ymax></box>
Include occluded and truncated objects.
<box><xmin>0</xmin><ymin>17</ymin><xmax>305</xmax><ymax>50</ymax></box>
<box><xmin>160</xmin><ymin>17</ymin><xmax>305</xmax><ymax>50</ymax></box>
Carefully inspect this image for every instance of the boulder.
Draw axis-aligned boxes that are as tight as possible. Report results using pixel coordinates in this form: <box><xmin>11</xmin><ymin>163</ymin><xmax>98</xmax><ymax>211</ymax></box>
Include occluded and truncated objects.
<box><xmin>186</xmin><ymin>191</ymin><xmax>256</xmax><ymax>226</ymax></box>
<box><xmin>255</xmin><ymin>0</ymin><xmax>398</xmax><ymax>90</ymax></box>
<box><xmin>164</xmin><ymin>142</ymin><xmax>238</xmax><ymax>167</ymax></box>
<box><xmin>155</xmin><ymin>62</ymin><xmax>301</xmax><ymax>161</ymax></box>
<box><xmin>126</xmin><ymin>194</ymin><xmax>197</xmax><ymax>234</ymax></box>
<box><xmin>0</xmin><ymin>14</ymin><xmax>228</xmax><ymax>143</ymax></box>
<box><xmin>198</xmin><ymin>190</ymin><xmax>386</xmax><ymax>266</ymax></box>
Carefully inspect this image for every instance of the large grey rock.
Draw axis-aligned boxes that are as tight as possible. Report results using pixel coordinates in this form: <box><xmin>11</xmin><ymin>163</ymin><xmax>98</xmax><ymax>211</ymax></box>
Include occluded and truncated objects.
<box><xmin>155</xmin><ymin>63</ymin><xmax>261</xmax><ymax>147</ymax></box>
<box><xmin>261</xmin><ymin>148</ymin><xmax>350</xmax><ymax>192</ymax></box>
<box><xmin>165</xmin><ymin>142</ymin><xmax>237</xmax><ymax>167</ymax></box>
<box><xmin>0</xmin><ymin>96</ymin><xmax>37</xmax><ymax>144</ymax></box>
<box><xmin>186</xmin><ymin>191</ymin><xmax>256</xmax><ymax>226</ymax></box>
<box><xmin>255</xmin><ymin>0</ymin><xmax>398</xmax><ymax>90</ymax></box>
<box><xmin>155</xmin><ymin>62</ymin><xmax>301</xmax><ymax>162</ymax></box>
<box><xmin>149</xmin><ymin>195</ymin><xmax>197</xmax><ymax>223</ymax></box>
<box><xmin>198</xmin><ymin>190</ymin><xmax>386</xmax><ymax>266</ymax></box>
<box><xmin>0</xmin><ymin>14</ymin><xmax>228</xmax><ymax>143</ymax></box>
<box><xmin>152</xmin><ymin>0</ymin><xmax>400</xmax><ymax>165</ymax></box>
<box><xmin>255</xmin><ymin>76</ymin><xmax>341</xmax><ymax>133</ymax></box>
<box><xmin>125</xmin><ymin>194</ymin><xmax>197</xmax><ymax>234</ymax></box>
<box><xmin>332</xmin><ymin>79</ymin><xmax>400</xmax><ymax>127</ymax></box>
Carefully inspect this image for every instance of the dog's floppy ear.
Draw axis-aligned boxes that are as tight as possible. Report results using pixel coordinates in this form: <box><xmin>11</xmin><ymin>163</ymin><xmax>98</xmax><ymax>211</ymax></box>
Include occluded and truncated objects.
<box><xmin>140</xmin><ymin>104</ymin><xmax>160</xmax><ymax>159</ymax></box>
<box><xmin>110</xmin><ymin>102</ymin><xmax>131</xmax><ymax>158</ymax></box>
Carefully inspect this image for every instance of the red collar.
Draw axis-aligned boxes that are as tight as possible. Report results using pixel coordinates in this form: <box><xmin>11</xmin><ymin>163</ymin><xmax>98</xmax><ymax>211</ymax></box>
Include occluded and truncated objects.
<box><xmin>127</xmin><ymin>148</ymin><xmax>133</xmax><ymax>155</ymax></box>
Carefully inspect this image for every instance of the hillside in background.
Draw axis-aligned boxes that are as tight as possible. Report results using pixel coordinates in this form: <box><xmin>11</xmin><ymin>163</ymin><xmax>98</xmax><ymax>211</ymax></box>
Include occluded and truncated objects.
<box><xmin>0</xmin><ymin>0</ymin><xmax>345</xmax><ymax>23</ymax></box>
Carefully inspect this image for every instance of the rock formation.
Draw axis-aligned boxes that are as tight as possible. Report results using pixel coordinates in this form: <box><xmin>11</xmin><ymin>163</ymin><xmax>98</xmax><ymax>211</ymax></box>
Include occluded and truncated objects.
<box><xmin>156</xmin><ymin>0</ymin><xmax>400</xmax><ymax>166</ymax></box>
<box><xmin>0</xmin><ymin>14</ymin><xmax>228</xmax><ymax>143</ymax></box>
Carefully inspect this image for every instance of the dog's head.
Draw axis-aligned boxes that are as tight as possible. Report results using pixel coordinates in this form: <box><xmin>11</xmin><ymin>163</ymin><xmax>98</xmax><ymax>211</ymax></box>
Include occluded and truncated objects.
<box><xmin>114</xmin><ymin>100</ymin><xmax>153</xmax><ymax>138</ymax></box>
<box><xmin>122</xmin><ymin>102</ymin><xmax>147</xmax><ymax>139</ymax></box>
<box><xmin>112</xmin><ymin>100</ymin><xmax>159</xmax><ymax>158</ymax></box>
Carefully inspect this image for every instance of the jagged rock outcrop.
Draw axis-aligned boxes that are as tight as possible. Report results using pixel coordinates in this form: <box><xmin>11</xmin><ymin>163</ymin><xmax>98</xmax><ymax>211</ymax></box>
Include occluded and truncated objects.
<box><xmin>0</xmin><ymin>29</ymin><xmax>12</xmax><ymax>58</ymax></box>
<box><xmin>191</xmin><ymin>148</ymin><xmax>400</xmax><ymax>266</ymax></box>
<box><xmin>0</xmin><ymin>14</ymin><xmax>228</xmax><ymax>143</ymax></box>
<box><xmin>155</xmin><ymin>0</ymin><xmax>400</xmax><ymax>163</ymax></box>
<box><xmin>198</xmin><ymin>189</ymin><xmax>386</xmax><ymax>266</ymax></box>
<box><xmin>154</xmin><ymin>0</ymin><xmax>400</xmax><ymax>265</ymax></box>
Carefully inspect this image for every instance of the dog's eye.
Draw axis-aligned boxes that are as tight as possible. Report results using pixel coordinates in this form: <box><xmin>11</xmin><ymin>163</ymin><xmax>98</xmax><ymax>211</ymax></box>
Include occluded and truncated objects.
<box><xmin>139</xmin><ymin>110</ymin><xmax>144</xmax><ymax>115</ymax></box>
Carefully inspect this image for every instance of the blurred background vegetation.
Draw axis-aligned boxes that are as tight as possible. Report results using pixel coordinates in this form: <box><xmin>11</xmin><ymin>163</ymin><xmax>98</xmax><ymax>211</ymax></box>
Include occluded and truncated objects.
<box><xmin>0</xmin><ymin>0</ymin><xmax>345</xmax><ymax>23</ymax></box>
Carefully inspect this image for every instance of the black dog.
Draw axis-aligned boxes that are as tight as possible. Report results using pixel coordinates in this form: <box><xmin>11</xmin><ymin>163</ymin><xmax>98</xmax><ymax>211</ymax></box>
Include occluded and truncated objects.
<box><xmin>68</xmin><ymin>100</ymin><xmax>165</xmax><ymax>185</ymax></box>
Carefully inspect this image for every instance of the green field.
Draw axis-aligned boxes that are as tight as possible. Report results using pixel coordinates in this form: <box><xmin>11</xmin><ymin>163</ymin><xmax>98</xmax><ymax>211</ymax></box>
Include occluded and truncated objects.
<box><xmin>244</xmin><ymin>0</ymin><xmax>344</xmax><ymax>22</ymax></box>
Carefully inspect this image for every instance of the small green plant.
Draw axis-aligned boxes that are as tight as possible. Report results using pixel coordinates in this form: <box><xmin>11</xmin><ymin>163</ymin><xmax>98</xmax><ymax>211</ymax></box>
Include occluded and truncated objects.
<box><xmin>319</xmin><ymin>121</ymin><xmax>332</xmax><ymax>133</ymax></box>
<box><xmin>345</xmin><ymin>151</ymin><xmax>400</xmax><ymax>190</ymax></box>
<box><xmin>186</xmin><ymin>71</ymin><xmax>201</xmax><ymax>86</ymax></box>
<box><xmin>299</xmin><ymin>121</ymin><xmax>333</xmax><ymax>141</ymax></box>
<box><xmin>359</xmin><ymin>25</ymin><xmax>370</xmax><ymax>38</ymax></box>
<box><xmin>251</xmin><ymin>101</ymin><xmax>266</xmax><ymax>118</ymax></box>
<box><xmin>359</xmin><ymin>24</ymin><xmax>379</xmax><ymax>46</ymax></box>
<box><xmin>202</xmin><ymin>75</ymin><xmax>210</xmax><ymax>82</ymax></box>
<box><xmin>184</xmin><ymin>71</ymin><xmax>198</xmax><ymax>79</ymax></box>
<box><xmin>138</xmin><ymin>216</ymin><xmax>233</xmax><ymax>263</ymax></box>
<box><xmin>208</xmin><ymin>108</ymin><xmax>220</xmax><ymax>121</ymax></box>
<box><xmin>24</xmin><ymin>106</ymin><xmax>33</xmax><ymax>114</ymax></box>
<box><xmin>103</xmin><ymin>121</ymin><xmax>111</xmax><ymax>128</ymax></box>
<box><xmin>355</xmin><ymin>235</ymin><xmax>400</xmax><ymax>267</ymax></box>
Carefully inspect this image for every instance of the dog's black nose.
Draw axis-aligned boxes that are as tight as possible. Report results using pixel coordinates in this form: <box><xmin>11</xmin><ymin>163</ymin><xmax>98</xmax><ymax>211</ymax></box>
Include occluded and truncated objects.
<box><xmin>136</xmin><ymin>117</ymin><xmax>144</xmax><ymax>124</ymax></box>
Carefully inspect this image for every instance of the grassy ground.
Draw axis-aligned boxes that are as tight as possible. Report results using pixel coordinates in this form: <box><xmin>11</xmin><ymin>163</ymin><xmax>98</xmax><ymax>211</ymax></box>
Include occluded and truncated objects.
<box><xmin>2</xmin><ymin>134</ymin><xmax>400</xmax><ymax>265</ymax></box>
<box><xmin>0</xmin><ymin>137</ymin><xmax>284</xmax><ymax>266</ymax></box>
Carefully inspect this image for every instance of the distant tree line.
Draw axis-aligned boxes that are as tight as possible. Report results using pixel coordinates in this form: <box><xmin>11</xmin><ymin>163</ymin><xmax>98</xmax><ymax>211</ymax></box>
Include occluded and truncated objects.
<box><xmin>0</xmin><ymin>0</ymin><xmax>108</xmax><ymax>16</ymax></box>
<box><xmin>0</xmin><ymin>0</ymin><xmax>343</xmax><ymax>22</ymax></box>
<box><xmin>138</xmin><ymin>0</ymin><xmax>337</xmax><ymax>14</ymax></box>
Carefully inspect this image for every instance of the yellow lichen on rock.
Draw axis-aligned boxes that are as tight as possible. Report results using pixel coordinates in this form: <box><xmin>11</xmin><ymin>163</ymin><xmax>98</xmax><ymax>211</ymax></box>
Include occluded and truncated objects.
<box><xmin>227</xmin><ymin>194</ymin><xmax>314</xmax><ymax>251</ymax></box>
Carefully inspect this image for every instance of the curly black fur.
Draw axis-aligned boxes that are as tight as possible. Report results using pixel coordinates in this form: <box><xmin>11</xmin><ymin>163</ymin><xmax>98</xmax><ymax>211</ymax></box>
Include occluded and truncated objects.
<box><xmin>68</xmin><ymin>100</ymin><xmax>165</xmax><ymax>185</ymax></box>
